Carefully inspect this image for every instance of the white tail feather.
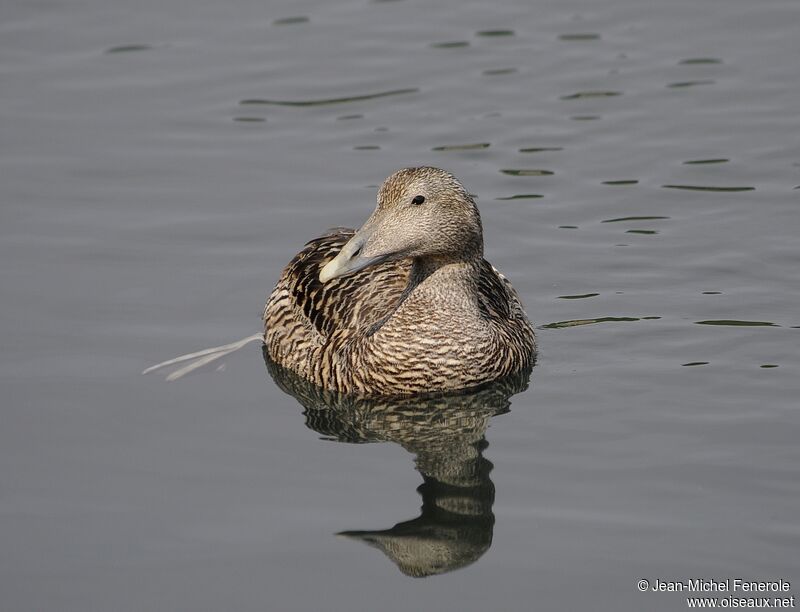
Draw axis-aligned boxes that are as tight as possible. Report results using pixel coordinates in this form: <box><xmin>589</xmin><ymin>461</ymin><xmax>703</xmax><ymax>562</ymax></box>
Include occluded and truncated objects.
<box><xmin>142</xmin><ymin>333</ymin><xmax>263</xmax><ymax>381</ymax></box>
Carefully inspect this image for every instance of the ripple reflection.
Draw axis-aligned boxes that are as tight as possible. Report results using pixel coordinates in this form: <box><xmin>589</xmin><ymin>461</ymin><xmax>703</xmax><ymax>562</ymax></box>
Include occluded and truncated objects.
<box><xmin>679</xmin><ymin>58</ymin><xmax>722</xmax><ymax>65</ymax></box>
<box><xmin>541</xmin><ymin>316</ymin><xmax>661</xmax><ymax>329</ymax></box>
<box><xmin>501</xmin><ymin>169</ymin><xmax>554</xmax><ymax>176</ymax></box>
<box><xmin>662</xmin><ymin>185</ymin><xmax>754</xmax><ymax>192</ymax></box>
<box><xmin>239</xmin><ymin>88</ymin><xmax>417</xmax><ymax>107</ymax></box>
<box><xmin>105</xmin><ymin>44</ymin><xmax>153</xmax><ymax>54</ymax></box>
<box><xmin>431</xmin><ymin>41</ymin><xmax>470</xmax><ymax>49</ymax></box>
<box><xmin>694</xmin><ymin>320</ymin><xmax>778</xmax><ymax>327</ymax></box>
<box><xmin>432</xmin><ymin>143</ymin><xmax>490</xmax><ymax>151</ymax></box>
<box><xmin>667</xmin><ymin>80</ymin><xmax>715</xmax><ymax>88</ymax></box>
<box><xmin>264</xmin><ymin>350</ymin><xmax>532</xmax><ymax>578</ymax></box>
<box><xmin>496</xmin><ymin>194</ymin><xmax>543</xmax><ymax>200</ymax></box>
<box><xmin>558</xmin><ymin>33</ymin><xmax>601</xmax><ymax>41</ymax></box>
<box><xmin>683</xmin><ymin>158</ymin><xmax>729</xmax><ymax>165</ymax></box>
<box><xmin>519</xmin><ymin>147</ymin><xmax>563</xmax><ymax>153</ymax></box>
<box><xmin>601</xmin><ymin>216</ymin><xmax>668</xmax><ymax>223</ymax></box>
<box><xmin>482</xmin><ymin>68</ymin><xmax>517</xmax><ymax>76</ymax></box>
<box><xmin>272</xmin><ymin>16</ymin><xmax>309</xmax><ymax>25</ymax></box>
<box><xmin>560</xmin><ymin>91</ymin><xmax>621</xmax><ymax>100</ymax></box>
<box><xmin>476</xmin><ymin>30</ymin><xmax>514</xmax><ymax>37</ymax></box>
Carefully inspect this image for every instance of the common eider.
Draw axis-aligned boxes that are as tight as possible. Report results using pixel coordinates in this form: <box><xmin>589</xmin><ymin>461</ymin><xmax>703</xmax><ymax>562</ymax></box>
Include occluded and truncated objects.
<box><xmin>263</xmin><ymin>167</ymin><xmax>536</xmax><ymax>396</ymax></box>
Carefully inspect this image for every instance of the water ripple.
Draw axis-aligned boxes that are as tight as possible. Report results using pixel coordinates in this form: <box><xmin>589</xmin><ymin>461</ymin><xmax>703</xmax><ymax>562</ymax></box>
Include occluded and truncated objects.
<box><xmin>601</xmin><ymin>216</ymin><xmax>669</xmax><ymax>223</ymax></box>
<box><xmin>668</xmin><ymin>80</ymin><xmax>715</xmax><ymax>88</ymax></box>
<box><xmin>561</xmin><ymin>91</ymin><xmax>622</xmax><ymax>100</ymax></box>
<box><xmin>496</xmin><ymin>194</ymin><xmax>543</xmax><ymax>200</ymax></box>
<box><xmin>273</xmin><ymin>16</ymin><xmax>309</xmax><ymax>25</ymax></box>
<box><xmin>520</xmin><ymin>147</ymin><xmax>563</xmax><ymax>153</ymax></box>
<box><xmin>431</xmin><ymin>41</ymin><xmax>470</xmax><ymax>48</ymax></box>
<box><xmin>558</xmin><ymin>33</ymin><xmax>600</xmax><ymax>41</ymax></box>
<box><xmin>501</xmin><ymin>169</ymin><xmax>554</xmax><ymax>176</ymax></box>
<box><xmin>105</xmin><ymin>44</ymin><xmax>153</xmax><ymax>54</ymax></box>
<box><xmin>239</xmin><ymin>88</ymin><xmax>418</xmax><ymax>107</ymax></box>
<box><xmin>476</xmin><ymin>30</ymin><xmax>514</xmax><ymax>37</ymax></box>
<box><xmin>557</xmin><ymin>293</ymin><xmax>599</xmax><ymax>300</ymax></box>
<box><xmin>683</xmin><ymin>158</ymin><xmax>729</xmax><ymax>165</ymax></box>
<box><xmin>679</xmin><ymin>58</ymin><xmax>722</xmax><ymax>65</ymax></box>
<box><xmin>695</xmin><ymin>320</ymin><xmax>778</xmax><ymax>327</ymax></box>
<box><xmin>541</xmin><ymin>316</ymin><xmax>660</xmax><ymax>329</ymax></box>
<box><xmin>662</xmin><ymin>184</ymin><xmax>754</xmax><ymax>192</ymax></box>
<box><xmin>432</xmin><ymin>143</ymin><xmax>490</xmax><ymax>151</ymax></box>
<box><xmin>483</xmin><ymin>68</ymin><xmax>518</xmax><ymax>75</ymax></box>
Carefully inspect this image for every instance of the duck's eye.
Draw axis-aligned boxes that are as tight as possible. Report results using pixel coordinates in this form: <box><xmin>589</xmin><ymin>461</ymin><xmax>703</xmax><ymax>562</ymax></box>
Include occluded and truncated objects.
<box><xmin>411</xmin><ymin>195</ymin><xmax>426</xmax><ymax>205</ymax></box>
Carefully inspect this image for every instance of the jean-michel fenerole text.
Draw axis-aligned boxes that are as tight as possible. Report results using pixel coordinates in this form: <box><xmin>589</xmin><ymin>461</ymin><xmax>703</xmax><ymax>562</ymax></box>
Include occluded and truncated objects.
<box><xmin>650</xmin><ymin>579</ymin><xmax>792</xmax><ymax>593</ymax></box>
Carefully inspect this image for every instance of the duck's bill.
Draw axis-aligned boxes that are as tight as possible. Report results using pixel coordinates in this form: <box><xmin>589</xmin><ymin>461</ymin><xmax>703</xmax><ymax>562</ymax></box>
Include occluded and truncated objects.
<box><xmin>319</xmin><ymin>228</ymin><xmax>390</xmax><ymax>283</ymax></box>
<box><xmin>319</xmin><ymin>251</ymin><xmax>388</xmax><ymax>283</ymax></box>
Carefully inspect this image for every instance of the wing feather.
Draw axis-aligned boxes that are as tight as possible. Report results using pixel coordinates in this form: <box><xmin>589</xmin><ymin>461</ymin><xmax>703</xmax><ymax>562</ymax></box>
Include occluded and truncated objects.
<box><xmin>264</xmin><ymin>229</ymin><xmax>410</xmax><ymax>348</ymax></box>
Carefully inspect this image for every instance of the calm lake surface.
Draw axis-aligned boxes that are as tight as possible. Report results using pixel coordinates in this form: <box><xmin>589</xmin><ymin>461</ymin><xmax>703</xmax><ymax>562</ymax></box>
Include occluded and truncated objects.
<box><xmin>2</xmin><ymin>0</ymin><xmax>799</xmax><ymax>610</ymax></box>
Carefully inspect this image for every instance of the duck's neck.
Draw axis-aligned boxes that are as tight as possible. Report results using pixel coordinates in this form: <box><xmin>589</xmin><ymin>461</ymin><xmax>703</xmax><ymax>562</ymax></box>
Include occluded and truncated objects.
<box><xmin>408</xmin><ymin>255</ymin><xmax>482</xmax><ymax>297</ymax></box>
<box><xmin>362</xmin><ymin>253</ymin><xmax>485</xmax><ymax>340</ymax></box>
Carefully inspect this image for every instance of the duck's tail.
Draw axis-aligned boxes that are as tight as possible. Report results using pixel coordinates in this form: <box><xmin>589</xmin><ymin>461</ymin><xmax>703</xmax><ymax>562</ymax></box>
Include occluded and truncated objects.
<box><xmin>142</xmin><ymin>333</ymin><xmax>263</xmax><ymax>381</ymax></box>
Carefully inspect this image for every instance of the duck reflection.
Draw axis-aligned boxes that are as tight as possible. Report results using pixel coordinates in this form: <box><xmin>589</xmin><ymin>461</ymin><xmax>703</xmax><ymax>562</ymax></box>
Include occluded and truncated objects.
<box><xmin>263</xmin><ymin>347</ymin><xmax>532</xmax><ymax>578</ymax></box>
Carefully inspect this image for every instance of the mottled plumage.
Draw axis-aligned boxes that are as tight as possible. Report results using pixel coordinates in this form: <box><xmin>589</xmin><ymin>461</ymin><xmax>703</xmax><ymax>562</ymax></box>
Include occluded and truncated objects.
<box><xmin>263</xmin><ymin>167</ymin><xmax>536</xmax><ymax>396</ymax></box>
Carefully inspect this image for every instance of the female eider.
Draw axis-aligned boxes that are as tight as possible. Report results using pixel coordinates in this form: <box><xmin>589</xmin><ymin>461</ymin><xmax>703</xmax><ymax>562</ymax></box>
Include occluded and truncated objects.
<box><xmin>263</xmin><ymin>167</ymin><xmax>536</xmax><ymax>396</ymax></box>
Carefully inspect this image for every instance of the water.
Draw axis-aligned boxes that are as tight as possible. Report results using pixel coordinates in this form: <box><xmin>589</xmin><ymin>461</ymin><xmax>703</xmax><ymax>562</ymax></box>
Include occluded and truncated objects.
<box><xmin>2</xmin><ymin>0</ymin><xmax>799</xmax><ymax>609</ymax></box>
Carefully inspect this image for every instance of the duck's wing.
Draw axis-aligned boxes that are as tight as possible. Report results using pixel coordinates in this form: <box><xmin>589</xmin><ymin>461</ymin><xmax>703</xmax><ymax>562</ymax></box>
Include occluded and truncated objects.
<box><xmin>264</xmin><ymin>228</ymin><xmax>411</xmax><ymax>343</ymax></box>
<box><xmin>476</xmin><ymin>259</ymin><xmax>528</xmax><ymax>322</ymax></box>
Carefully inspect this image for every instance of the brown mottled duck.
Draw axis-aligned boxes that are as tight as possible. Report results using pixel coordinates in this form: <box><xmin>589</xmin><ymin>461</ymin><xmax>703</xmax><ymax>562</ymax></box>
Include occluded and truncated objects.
<box><xmin>263</xmin><ymin>167</ymin><xmax>536</xmax><ymax>396</ymax></box>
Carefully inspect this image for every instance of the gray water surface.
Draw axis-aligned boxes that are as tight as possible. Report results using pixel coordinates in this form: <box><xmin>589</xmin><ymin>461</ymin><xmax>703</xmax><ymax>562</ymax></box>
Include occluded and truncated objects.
<box><xmin>2</xmin><ymin>0</ymin><xmax>799</xmax><ymax>610</ymax></box>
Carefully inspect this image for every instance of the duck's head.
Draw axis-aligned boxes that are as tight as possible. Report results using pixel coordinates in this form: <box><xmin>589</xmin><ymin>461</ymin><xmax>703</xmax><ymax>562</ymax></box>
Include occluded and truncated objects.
<box><xmin>319</xmin><ymin>167</ymin><xmax>483</xmax><ymax>283</ymax></box>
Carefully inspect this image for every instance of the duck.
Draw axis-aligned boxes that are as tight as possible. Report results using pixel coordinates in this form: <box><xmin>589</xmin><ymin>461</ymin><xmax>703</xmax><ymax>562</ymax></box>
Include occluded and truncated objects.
<box><xmin>262</xmin><ymin>166</ymin><xmax>536</xmax><ymax>397</ymax></box>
